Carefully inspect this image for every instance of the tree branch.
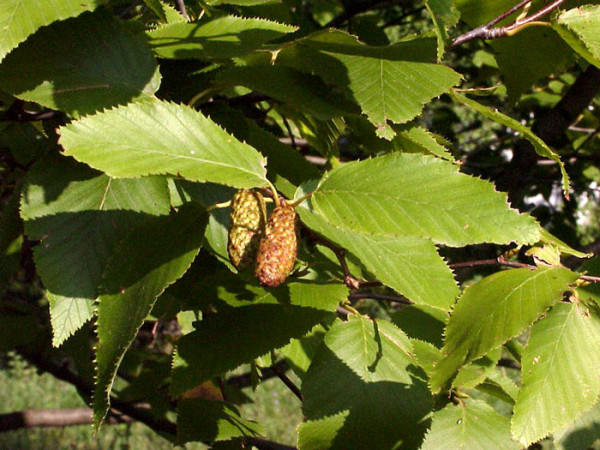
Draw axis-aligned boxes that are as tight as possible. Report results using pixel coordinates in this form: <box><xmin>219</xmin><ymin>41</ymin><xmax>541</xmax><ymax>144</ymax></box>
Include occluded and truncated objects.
<box><xmin>452</xmin><ymin>0</ymin><xmax>566</xmax><ymax>47</ymax></box>
<box><xmin>174</xmin><ymin>0</ymin><xmax>188</xmax><ymax>20</ymax></box>
<box><xmin>272</xmin><ymin>363</ymin><xmax>302</xmax><ymax>402</ymax></box>
<box><xmin>450</xmin><ymin>257</ymin><xmax>600</xmax><ymax>283</ymax></box>
<box><xmin>0</xmin><ymin>408</ymin><xmax>131</xmax><ymax>432</ymax></box>
<box><xmin>0</xmin><ymin>100</ymin><xmax>61</xmax><ymax>122</ymax></box>
<box><xmin>17</xmin><ymin>349</ymin><xmax>177</xmax><ymax>436</ymax></box>
<box><xmin>348</xmin><ymin>291</ymin><xmax>413</xmax><ymax>305</ymax></box>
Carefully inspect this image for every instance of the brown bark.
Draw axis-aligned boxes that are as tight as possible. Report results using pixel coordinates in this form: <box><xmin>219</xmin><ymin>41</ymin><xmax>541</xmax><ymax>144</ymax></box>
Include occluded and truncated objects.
<box><xmin>0</xmin><ymin>408</ymin><xmax>131</xmax><ymax>432</ymax></box>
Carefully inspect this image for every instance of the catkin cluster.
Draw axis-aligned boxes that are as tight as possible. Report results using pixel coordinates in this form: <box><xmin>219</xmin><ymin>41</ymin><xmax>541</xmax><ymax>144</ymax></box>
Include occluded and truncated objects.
<box><xmin>227</xmin><ymin>190</ymin><xmax>298</xmax><ymax>287</ymax></box>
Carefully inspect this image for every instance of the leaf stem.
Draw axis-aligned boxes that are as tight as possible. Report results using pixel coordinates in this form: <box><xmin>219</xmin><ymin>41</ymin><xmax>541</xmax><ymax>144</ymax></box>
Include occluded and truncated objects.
<box><xmin>205</xmin><ymin>200</ymin><xmax>232</xmax><ymax>211</ymax></box>
<box><xmin>266</xmin><ymin>180</ymin><xmax>280</xmax><ymax>208</ymax></box>
<box><xmin>290</xmin><ymin>191</ymin><xmax>313</xmax><ymax>208</ymax></box>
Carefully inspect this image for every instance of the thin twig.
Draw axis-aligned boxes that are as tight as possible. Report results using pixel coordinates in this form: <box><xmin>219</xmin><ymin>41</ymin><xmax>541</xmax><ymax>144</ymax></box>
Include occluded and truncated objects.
<box><xmin>272</xmin><ymin>364</ymin><xmax>302</xmax><ymax>401</ymax></box>
<box><xmin>450</xmin><ymin>257</ymin><xmax>600</xmax><ymax>283</ymax></box>
<box><xmin>174</xmin><ymin>0</ymin><xmax>188</xmax><ymax>20</ymax></box>
<box><xmin>281</xmin><ymin>116</ymin><xmax>297</xmax><ymax>150</ymax></box>
<box><xmin>452</xmin><ymin>0</ymin><xmax>566</xmax><ymax>47</ymax></box>
<box><xmin>349</xmin><ymin>291</ymin><xmax>413</xmax><ymax>305</ymax></box>
<box><xmin>449</xmin><ymin>257</ymin><xmax>534</xmax><ymax>270</ymax></box>
<box><xmin>226</xmin><ymin>360</ymin><xmax>290</xmax><ymax>389</ymax></box>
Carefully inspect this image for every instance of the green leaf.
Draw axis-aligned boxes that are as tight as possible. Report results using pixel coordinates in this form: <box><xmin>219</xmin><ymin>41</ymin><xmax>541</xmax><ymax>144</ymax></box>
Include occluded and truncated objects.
<box><xmin>554</xmin><ymin>5</ymin><xmax>600</xmax><ymax>69</ymax></box>
<box><xmin>0</xmin><ymin>9</ymin><xmax>160</xmax><ymax>117</ymax></box>
<box><xmin>296</xmin><ymin>201</ymin><xmax>459</xmax><ymax>310</ymax></box>
<box><xmin>0</xmin><ymin>0</ymin><xmax>103</xmax><ymax>62</ymax></box>
<box><xmin>539</xmin><ymin>228</ymin><xmax>592</xmax><ymax>259</ymax></box>
<box><xmin>511</xmin><ymin>302</ymin><xmax>600</xmax><ymax>447</ymax></box>
<box><xmin>423</xmin><ymin>0</ymin><xmax>460</xmax><ymax>60</ymax></box>
<box><xmin>58</xmin><ymin>100</ymin><xmax>268</xmax><ymax>189</ymax></box>
<box><xmin>325</xmin><ymin>44</ymin><xmax>460</xmax><ymax>139</ymax></box>
<box><xmin>450</xmin><ymin>90</ymin><xmax>570</xmax><ymax>195</ymax></box>
<box><xmin>177</xmin><ymin>398</ymin><xmax>263</xmax><ymax>444</ymax></box>
<box><xmin>20</xmin><ymin>155</ymin><xmax>171</xmax><ymax>346</ymax></box>
<box><xmin>147</xmin><ymin>15</ymin><xmax>297</xmax><ymax>59</ymax></box>
<box><xmin>553</xmin><ymin>400</ymin><xmax>600</xmax><ymax>450</ymax></box>
<box><xmin>393</xmin><ymin>123</ymin><xmax>456</xmax><ymax>162</ymax></box>
<box><xmin>216</xmin><ymin>66</ymin><xmax>358</xmax><ymax>120</ymax></box>
<box><xmin>298</xmin><ymin>315</ymin><xmax>431</xmax><ymax>449</ymax></box>
<box><xmin>310</xmin><ymin>152</ymin><xmax>540</xmax><ymax>246</ymax></box>
<box><xmin>452</xmin><ymin>347</ymin><xmax>501</xmax><ymax>390</ymax></box>
<box><xmin>93</xmin><ymin>203</ymin><xmax>208</xmax><ymax>428</ymax></box>
<box><xmin>477</xmin><ymin>370</ymin><xmax>519</xmax><ymax>405</ymax></box>
<box><xmin>431</xmin><ymin>266</ymin><xmax>578</xmax><ymax>392</ymax></box>
<box><xmin>170</xmin><ymin>281</ymin><xmax>345</xmax><ymax>396</ymax></box>
<box><xmin>421</xmin><ymin>400</ymin><xmax>519</xmax><ymax>450</ymax></box>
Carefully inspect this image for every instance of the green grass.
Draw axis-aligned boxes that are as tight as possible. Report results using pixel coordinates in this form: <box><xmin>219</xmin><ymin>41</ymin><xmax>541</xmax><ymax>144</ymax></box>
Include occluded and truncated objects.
<box><xmin>0</xmin><ymin>354</ymin><xmax>302</xmax><ymax>448</ymax></box>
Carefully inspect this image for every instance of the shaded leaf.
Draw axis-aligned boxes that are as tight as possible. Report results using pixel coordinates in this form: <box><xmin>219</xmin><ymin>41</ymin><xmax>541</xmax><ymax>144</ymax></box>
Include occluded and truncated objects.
<box><xmin>216</xmin><ymin>65</ymin><xmax>358</xmax><ymax>120</ymax></box>
<box><xmin>142</xmin><ymin>0</ymin><xmax>167</xmax><ymax>21</ymax></box>
<box><xmin>511</xmin><ymin>302</ymin><xmax>600</xmax><ymax>447</ymax></box>
<box><xmin>93</xmin><ymin>203</ymin><xmax>208</xmax><ymax>428</ymax></box>
<box><xmin>147</xmin><ymin>15</ymin><xmax>296</xmax><ymax>59</ymax></box>
<box><xmin>391</xmin><ymin>305</ymin><xmax>448</xmax><ymax>347</ymax></box>
<box><xmin>275</xmin><ymin>31</ymin><xmax>461</xmax><ymax>138</ymax></box>
<box><xmin>310</xmin><ymin>152</ymin><xmax>540</xmax><ymax>246</ymax></box>
<box><xmin>280</xmin><ymin>323</ymin><xmax>328</xmax><ymax>380</ymax></box>
<box><xmin>492</xmin><ymin>27</ymin><xmax>576</xmax><ymax>102</ymax></box>
<box><xmin>421</xmin><ymin>400</ymin><xmax>518</xmax><ymax>450</ymax></box>
<box><xmin>177</xmin><ymin>398</ymin><xmax>263</xmax><ymax>444</ymax></box>
<box><xmin>0</xmin><ymin>0</ymin><xmax>103</xmax><ymax>62</ymax></box>
<box><xmin>0</xmin><ymin>10</ymin><xmax>160</xmax><ymax>117</ymax></box>
<box><xmin>299</xmin><ymin>315</ymin><xmax>431</xmax><ymax>450</ymax></box>
<box><xmin>431</xmin><ymin>266</ymin><xmax>578</xmax><ymax>392</ymax></box>
<box><xmin>168</xmin><ymin>180</ymin><xmax>236</xmax><ymax>268</ymax></box>
<box><xmin>205</xmin><ymin>104</ymin><xmax>320</xmax><ymax>198</ymax></box>
<box><xmin>450</xmin><ymin>90</ymin><xmax>570</xmax><ymax>195</ymax></box>
<box><xmin>170</xmin><ymin>281</ymin><xmax>346</xmax><ymax>396</ymax></box>
<box><xmin>58</xmin><ymin>100</ymin><xmax>268</xmax><ymax>189</ymax></box>
<box><xmin>20</xmin><ymin>155</ymin><xmax>171</xmax><ymax>346</ymax></box>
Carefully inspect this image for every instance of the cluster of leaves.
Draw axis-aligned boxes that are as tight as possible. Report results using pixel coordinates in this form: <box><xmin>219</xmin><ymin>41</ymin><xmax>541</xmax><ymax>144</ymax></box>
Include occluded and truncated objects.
<box><xmin>1</xmin><ymin>0</ymin><xmax>600</xmax><ymax>448</ymax></box>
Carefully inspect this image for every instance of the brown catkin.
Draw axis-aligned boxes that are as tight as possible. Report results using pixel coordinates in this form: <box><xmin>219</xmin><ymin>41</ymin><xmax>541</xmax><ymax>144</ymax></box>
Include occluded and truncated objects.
<box><xmin>255</xmin><ymin>202</ymin><xmax>299</xmax><ymax>287</ymax></box>
<box><xmin>227</xmin><ymin>189</ymin><xmax>266</xmax><ymax>270</ymax></box>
